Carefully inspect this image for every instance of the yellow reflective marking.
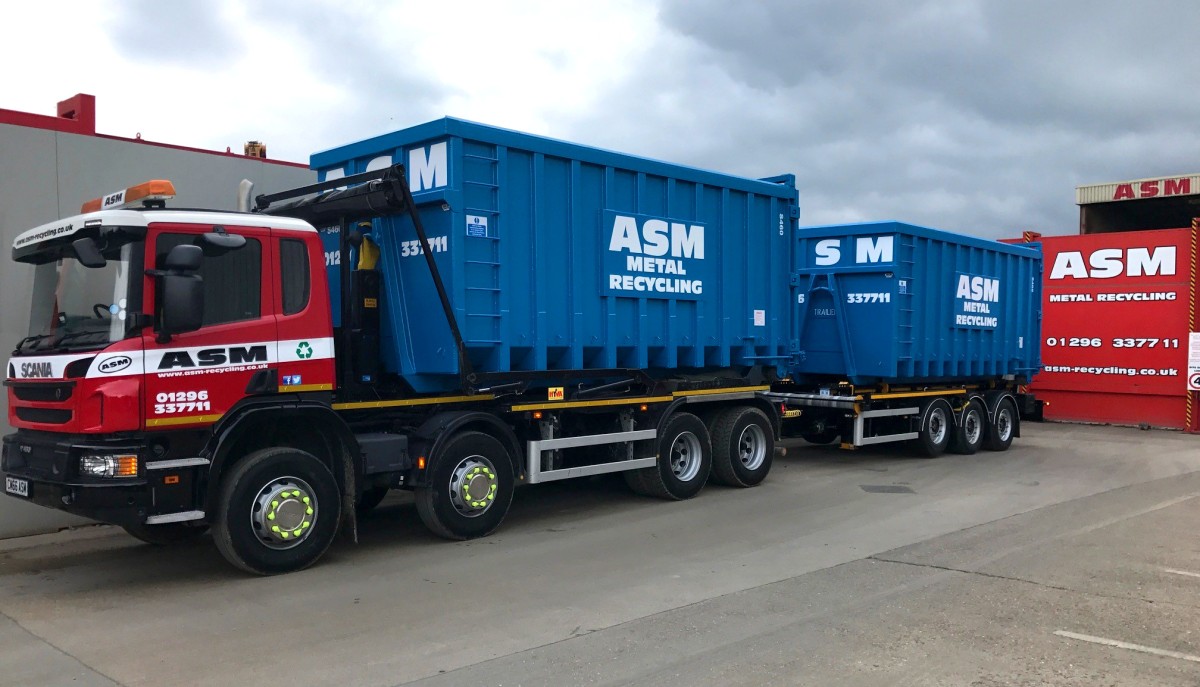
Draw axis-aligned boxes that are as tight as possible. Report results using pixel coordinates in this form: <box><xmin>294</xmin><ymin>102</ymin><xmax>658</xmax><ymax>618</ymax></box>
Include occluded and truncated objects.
<box><xmin>332</xmin><ymin>394</ymin><xmax>496</xmax><ymax>411</ymax></box>
<box><xmin>511</xmin><ymin>395</ymin><xmax>674</xmax><ymax>412</ymax></box>
<box><xmin>276</xmin><ymin>383</ymin><xmax>334</xmax><ymax>393</ymax></box>
<box><xmin>146</xmin><ymin>413</ymin><xmax>224</xmax><ymax>428</ymax></box>
<box><xmin>870</xmin><ymin>389</ymin><xmax>968</xmax><ymax>400</ymax></box>
<box><xmin>672</xmin><ymin>386</ymin><xmax>770</xmax><ymax>397</ymax></box>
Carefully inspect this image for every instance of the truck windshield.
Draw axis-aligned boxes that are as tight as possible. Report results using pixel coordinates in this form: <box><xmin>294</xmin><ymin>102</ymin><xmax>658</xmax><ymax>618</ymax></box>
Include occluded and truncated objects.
<box><xmin>20</xmin><ymin>242</ymin><xmax>138</xmax><ymax>353</ymax></box>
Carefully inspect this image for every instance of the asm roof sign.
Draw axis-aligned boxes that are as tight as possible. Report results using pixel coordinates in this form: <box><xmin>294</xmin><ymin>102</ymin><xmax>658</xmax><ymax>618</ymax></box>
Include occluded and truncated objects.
<box><xmin>1076</xmin><ymin>174</ymin><xmax>1200</xmax><ymax>204</ymax></box>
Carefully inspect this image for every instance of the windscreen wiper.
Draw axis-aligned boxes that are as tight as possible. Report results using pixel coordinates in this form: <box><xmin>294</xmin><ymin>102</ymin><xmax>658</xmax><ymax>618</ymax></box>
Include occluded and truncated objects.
<box><xmin>51</xmin><ymin>330</ymin><xmax>109</xmax><ymax>348</ymax></box>
<box><xmin>13</xmin><ymin>333</ymin><xmax>53</xmax><ymax>354</ymax></box>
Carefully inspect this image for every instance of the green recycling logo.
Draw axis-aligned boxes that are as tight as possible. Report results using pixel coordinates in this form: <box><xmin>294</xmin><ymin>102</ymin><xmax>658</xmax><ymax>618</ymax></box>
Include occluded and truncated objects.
<box><xmin>296</xmin><ymin>341</ymin><xmax>314</xmax><ymax>359</ymax></box>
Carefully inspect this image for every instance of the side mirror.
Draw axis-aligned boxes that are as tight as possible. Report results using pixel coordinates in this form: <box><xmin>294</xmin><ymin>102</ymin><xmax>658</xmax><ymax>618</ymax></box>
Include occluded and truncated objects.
<box><xmin>202</xmin><ymin>227</ymin><xmax>246</xmax><ymax>252</ymax></box>
<box><xmin>156</xmin><ymin>244</ymin><xmax>204</xmax><ymax>341</ymax></box>
<box><xmin>72</xmin><ymin>237</ymin><xmax>106</xmax><ymax>268</ymax></box>
<box><xmin>162</xmin><ymin>244</ymin><xmax>203</xmax><ymax>271</ymax></box>
<box><xmin>160</xmin><ymin>274</ymin><xmax>204</xmax><ymax>339</ymax></box>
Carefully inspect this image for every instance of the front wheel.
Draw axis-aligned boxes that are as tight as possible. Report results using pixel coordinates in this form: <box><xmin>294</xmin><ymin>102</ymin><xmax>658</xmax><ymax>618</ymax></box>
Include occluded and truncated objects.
<box><xmin>709</xmin><ymin>407</ymin><xmax>774</xmax><ymax>487</ymax></box>
<box><xmin>415</xmin><ymin>431</ymin><xmax>515</xmax><ymax>541</ymax></box>
<box><xmin>212</xmin><ymin>447</ymin><xmax>342</xmax><ymax>575</ymax></box>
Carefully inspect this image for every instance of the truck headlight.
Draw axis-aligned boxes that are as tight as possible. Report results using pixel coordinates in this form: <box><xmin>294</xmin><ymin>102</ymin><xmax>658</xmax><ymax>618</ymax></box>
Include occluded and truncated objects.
<box><xmin>79</xmin><ymin>454</ymin><xmax>139</xmax><ymax>478</ymax></box>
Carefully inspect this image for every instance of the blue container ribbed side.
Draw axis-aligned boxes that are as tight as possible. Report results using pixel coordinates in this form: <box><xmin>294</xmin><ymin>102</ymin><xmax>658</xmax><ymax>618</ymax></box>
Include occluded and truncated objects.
<box><xmin>311</xmin><ymin>118</ymin><xmax>799</xmax><ymax>393</ymax></box>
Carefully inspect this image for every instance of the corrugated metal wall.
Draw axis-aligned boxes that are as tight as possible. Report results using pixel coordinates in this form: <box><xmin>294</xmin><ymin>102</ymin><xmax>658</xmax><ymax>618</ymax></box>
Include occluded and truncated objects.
<box><xmin>0</xmin><ymin>123</ymin><xmax>315</xmax><ymax>539</ymax></box>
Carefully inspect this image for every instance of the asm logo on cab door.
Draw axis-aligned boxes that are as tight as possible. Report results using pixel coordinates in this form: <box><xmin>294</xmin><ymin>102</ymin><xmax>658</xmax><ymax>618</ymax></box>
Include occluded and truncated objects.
<box><xmin>156</xmin><ymin>345</ymin><xmax>269</xmax><ymax>370</ymax></box>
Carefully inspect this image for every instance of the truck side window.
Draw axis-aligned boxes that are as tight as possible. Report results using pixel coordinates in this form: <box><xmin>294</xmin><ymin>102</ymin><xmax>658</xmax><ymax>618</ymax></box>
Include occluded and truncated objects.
<box><xmin>156</xmin><ymin>233</ymin><xmax>262</xmax><ymax>326</ymax></box>
<box><xmin>280</xmin><ymin>238</ymin><xmax>310</xmax><ymax>316</ymax></box>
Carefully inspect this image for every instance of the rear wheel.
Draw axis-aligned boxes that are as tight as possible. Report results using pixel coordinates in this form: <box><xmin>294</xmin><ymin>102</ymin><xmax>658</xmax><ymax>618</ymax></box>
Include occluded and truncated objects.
<box><xmin>950</xmin><ymin>399</ymin><xmax>986</xmax><ymax>455</ymax></box>
<box><xmin>415</xmin><ymin>432</ymin><xmax>515</xmax><ymax>540</ymax></box>
<box><xmin>213</xmin><ymin>447</ymin><xmax>342</xmax><ymax>575</ymax></box>
<box><xmin>709</xmin><ymin>407</ymin><xmax>774</xmax><ymax>487</ymax></box>
<box><xmin>983</xmin><ymin>398</ymin><xmax>1017</xmax><ymax>451</ymax></box>
<box><xmin>915</xmin><ymin>399</ymin><xmax>953</xmax><ymax>457</ymax></box>
<box><xmin>123</xmin><ymin>522</ymin><xmax>208</xmax><ymax>546</ymax></box>
<box><xmin>626</xmin><ymin>412</ymin><xmax>711</xmax><ymax>500</ymax></box>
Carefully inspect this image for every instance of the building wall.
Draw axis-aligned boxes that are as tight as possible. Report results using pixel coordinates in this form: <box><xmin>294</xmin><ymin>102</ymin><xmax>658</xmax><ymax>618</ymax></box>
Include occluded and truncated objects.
<box><xmin>0</xmin><ymin>122</ymin><xmax>315</xmax><ymax>538</ymax></box>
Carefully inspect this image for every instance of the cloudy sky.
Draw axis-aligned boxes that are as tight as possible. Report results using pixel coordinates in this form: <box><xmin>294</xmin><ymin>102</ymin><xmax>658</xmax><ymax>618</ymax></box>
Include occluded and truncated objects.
<box><xmin>3</xmin><ymin>0</ymin><xmax>1198</xmax><ymax>239</ymax></box>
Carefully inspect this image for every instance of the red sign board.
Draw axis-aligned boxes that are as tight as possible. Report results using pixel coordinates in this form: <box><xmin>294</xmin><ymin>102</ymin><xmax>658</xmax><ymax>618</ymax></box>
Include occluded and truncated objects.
<box><xmin>1031</xmin><ymin>228</ymin><xmax>1196</xmax><ymax>427</ymax></box>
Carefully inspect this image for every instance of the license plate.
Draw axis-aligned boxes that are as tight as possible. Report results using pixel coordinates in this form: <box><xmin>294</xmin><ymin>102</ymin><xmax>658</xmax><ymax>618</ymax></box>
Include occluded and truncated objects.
<box><xmin>5</xmin><ymin>476</ymin><xmax>29</xmax><ymax>498</ymax></box>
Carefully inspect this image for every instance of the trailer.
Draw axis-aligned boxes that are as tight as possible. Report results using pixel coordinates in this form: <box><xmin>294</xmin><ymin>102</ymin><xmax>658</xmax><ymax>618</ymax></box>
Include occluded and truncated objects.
<box><xmin>2</xmin><ymin>119</ymin><xmax>1041</xmax><ymax>574</ymax></box>
<box><xmin>770</xmin><ymin>221</ymin><xmax>1042</xmax><ymax>454</ymax></box>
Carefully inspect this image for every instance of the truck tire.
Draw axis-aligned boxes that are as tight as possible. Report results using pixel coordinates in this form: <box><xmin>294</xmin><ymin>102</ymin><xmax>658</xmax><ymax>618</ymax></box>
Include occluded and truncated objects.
<box><xmin>415</xmin><ymin>431</ymin><xmax>515</xmax><ymax>540</ymax></box>
<box><xmin>709</xmin><ymin>407</ymin><xmax>774</xmax><ymax>487</ymax></box>
<box><xmin>212</xmin><ymin>447</ymin><xmax>342</xmax><ymax>575</ymax></box>
<box><xmin>983</xmin><ymin>398</ymin><xmax>1017</xmax><ymax>452</ymax></box>
<box><xmin>915</xmin><ymin>399</ymin><xmax>953</xmax><ymax>457</ymax></box>
<box><xmin>122</xmin><ymin>522</ymin><xmax>208</xmax><ymax>546</ymax></box>
<box><xmin>622</xmin><ymin>467</ymin><xmax>653</xmax><ymax>496</ymax></box>
<box><xmin>949</xmin><ymin>399</ymin><xmax>986</xmax><ymax>455</ymax></box>
<box><xmin>355</xmin><ymin>486</ymin><xmax>389</xmax><ymax>517</ymax></box>
<box><xmin>627</xmin><ymin>412</ymin><xmax>711</xmax><ymax>500</ymax></box>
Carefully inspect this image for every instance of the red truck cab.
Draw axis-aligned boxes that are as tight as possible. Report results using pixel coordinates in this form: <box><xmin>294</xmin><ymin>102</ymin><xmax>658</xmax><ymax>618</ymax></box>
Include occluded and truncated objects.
<box><xmin>4</xmin><ymin>180</ymin><xmax>334</xmax><ymax>547</ymax></box>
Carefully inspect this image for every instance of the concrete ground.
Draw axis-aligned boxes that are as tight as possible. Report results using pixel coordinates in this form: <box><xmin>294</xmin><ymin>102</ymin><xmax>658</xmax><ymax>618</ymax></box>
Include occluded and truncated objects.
<box><xmin>0</xmin><ymin>423</ymin><xmax>1197</xmax><ymax>686</ymax></box>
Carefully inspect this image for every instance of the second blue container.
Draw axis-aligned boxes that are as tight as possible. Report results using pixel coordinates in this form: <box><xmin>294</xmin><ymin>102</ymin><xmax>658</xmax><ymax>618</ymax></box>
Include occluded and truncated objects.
<box><xmin>790</xmin><ymin>221</ymin><xmax>1042</xmax><ymax>385</ymax></box>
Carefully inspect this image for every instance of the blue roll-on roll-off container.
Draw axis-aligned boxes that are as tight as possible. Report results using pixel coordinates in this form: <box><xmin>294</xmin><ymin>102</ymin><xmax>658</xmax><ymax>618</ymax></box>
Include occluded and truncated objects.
<box><xmin>311</xmin><ymin>118</ymin><xmax>800</xmax><ymax>393</ymax></box>
<box><xmin>790</xmin><ymin>221</ymin><xmax>1042</xmax><ymax>385</ymax></box>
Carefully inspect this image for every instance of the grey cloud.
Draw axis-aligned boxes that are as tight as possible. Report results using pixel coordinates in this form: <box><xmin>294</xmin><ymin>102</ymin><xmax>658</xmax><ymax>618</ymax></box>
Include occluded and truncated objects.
<box><xmin>237</xmin><ymin>2</ymin><xmax>456</xmax><ymax>159</ymax></box>
<box><xmin>105</xmin><ymin>0</ymin><xmax>243</xmax><ymax>67</ymax></box>
<box><xmin>561</xmin><ymin>0</ymin><xmax>1200</xmax><ymax>239</ymax></box>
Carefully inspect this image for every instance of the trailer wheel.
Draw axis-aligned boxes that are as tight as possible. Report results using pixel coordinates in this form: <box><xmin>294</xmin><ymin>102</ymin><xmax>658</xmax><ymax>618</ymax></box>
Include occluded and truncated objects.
<box><xmin>213</xmin><ymin>447</ymin><xmax>342</xmax><ymax>575</ymax></box>
<box><xmin>355</xmin><ymin>487</ymin><xmax>390</xmax><ymax>517</ymax></box>
<box><xmin>983</xmin><ymin>398</ymin><xmax>1017</xmax><ymax>452</ymax></box>
<box><xmin>628</xmin><ymin>412</ymin><xmax>711</xmax><ymax>500</ymax></box>
<box><xmin>915</xmin><ymin>399</ymin><xmax>953</xmax><ymax>457</ymax></box>
<box><xmin>415</xmin><ymin>431</ymin><xmax>515</xmax><ymax>540</ymax></box>
<box><xmin>949</xmin><ymin>399</ymin><xmax>986</xmax><ymax>455</ymax></box>
<box><xmin>122</xmin><ymin>522</ymin><xmax>208</xmax><ymax>546</ymax></box>
<box><xmin>709</xmin><ymin>407</ymin><xmax>774</xmax><ymax>487</ymax></box>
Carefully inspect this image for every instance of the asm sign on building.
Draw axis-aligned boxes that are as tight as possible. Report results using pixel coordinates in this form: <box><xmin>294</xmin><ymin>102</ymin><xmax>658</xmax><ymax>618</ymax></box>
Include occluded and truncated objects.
<box><xmin>1075</xmin><ymin>174</ymin><xmax>1200</xmax><ymax>235</ymax></box>
<box><xmin>1030</xmin><ymin>227</ymin><xmax>1199</xmax><ymax>430</ymax></box>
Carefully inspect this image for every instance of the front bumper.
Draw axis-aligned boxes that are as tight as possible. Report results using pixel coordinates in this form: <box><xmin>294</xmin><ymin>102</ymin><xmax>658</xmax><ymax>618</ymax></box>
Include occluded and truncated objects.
<box><xmin>2</xmin><ymin>431</ymin><xmax>199</xmax><ymax>528</ymax></box>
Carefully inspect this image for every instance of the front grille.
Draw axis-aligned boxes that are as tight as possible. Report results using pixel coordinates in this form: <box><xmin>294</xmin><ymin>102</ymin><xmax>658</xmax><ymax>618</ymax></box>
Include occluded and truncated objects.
<box><xmin>10</xmin><ymin>382</ymin><xmax>75</xmax><ymax>402</ymax></box>
<box><xmin>15</xmin><ymin>407</ymin><xmax>73</xmax><ymax>424</ymax></box>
